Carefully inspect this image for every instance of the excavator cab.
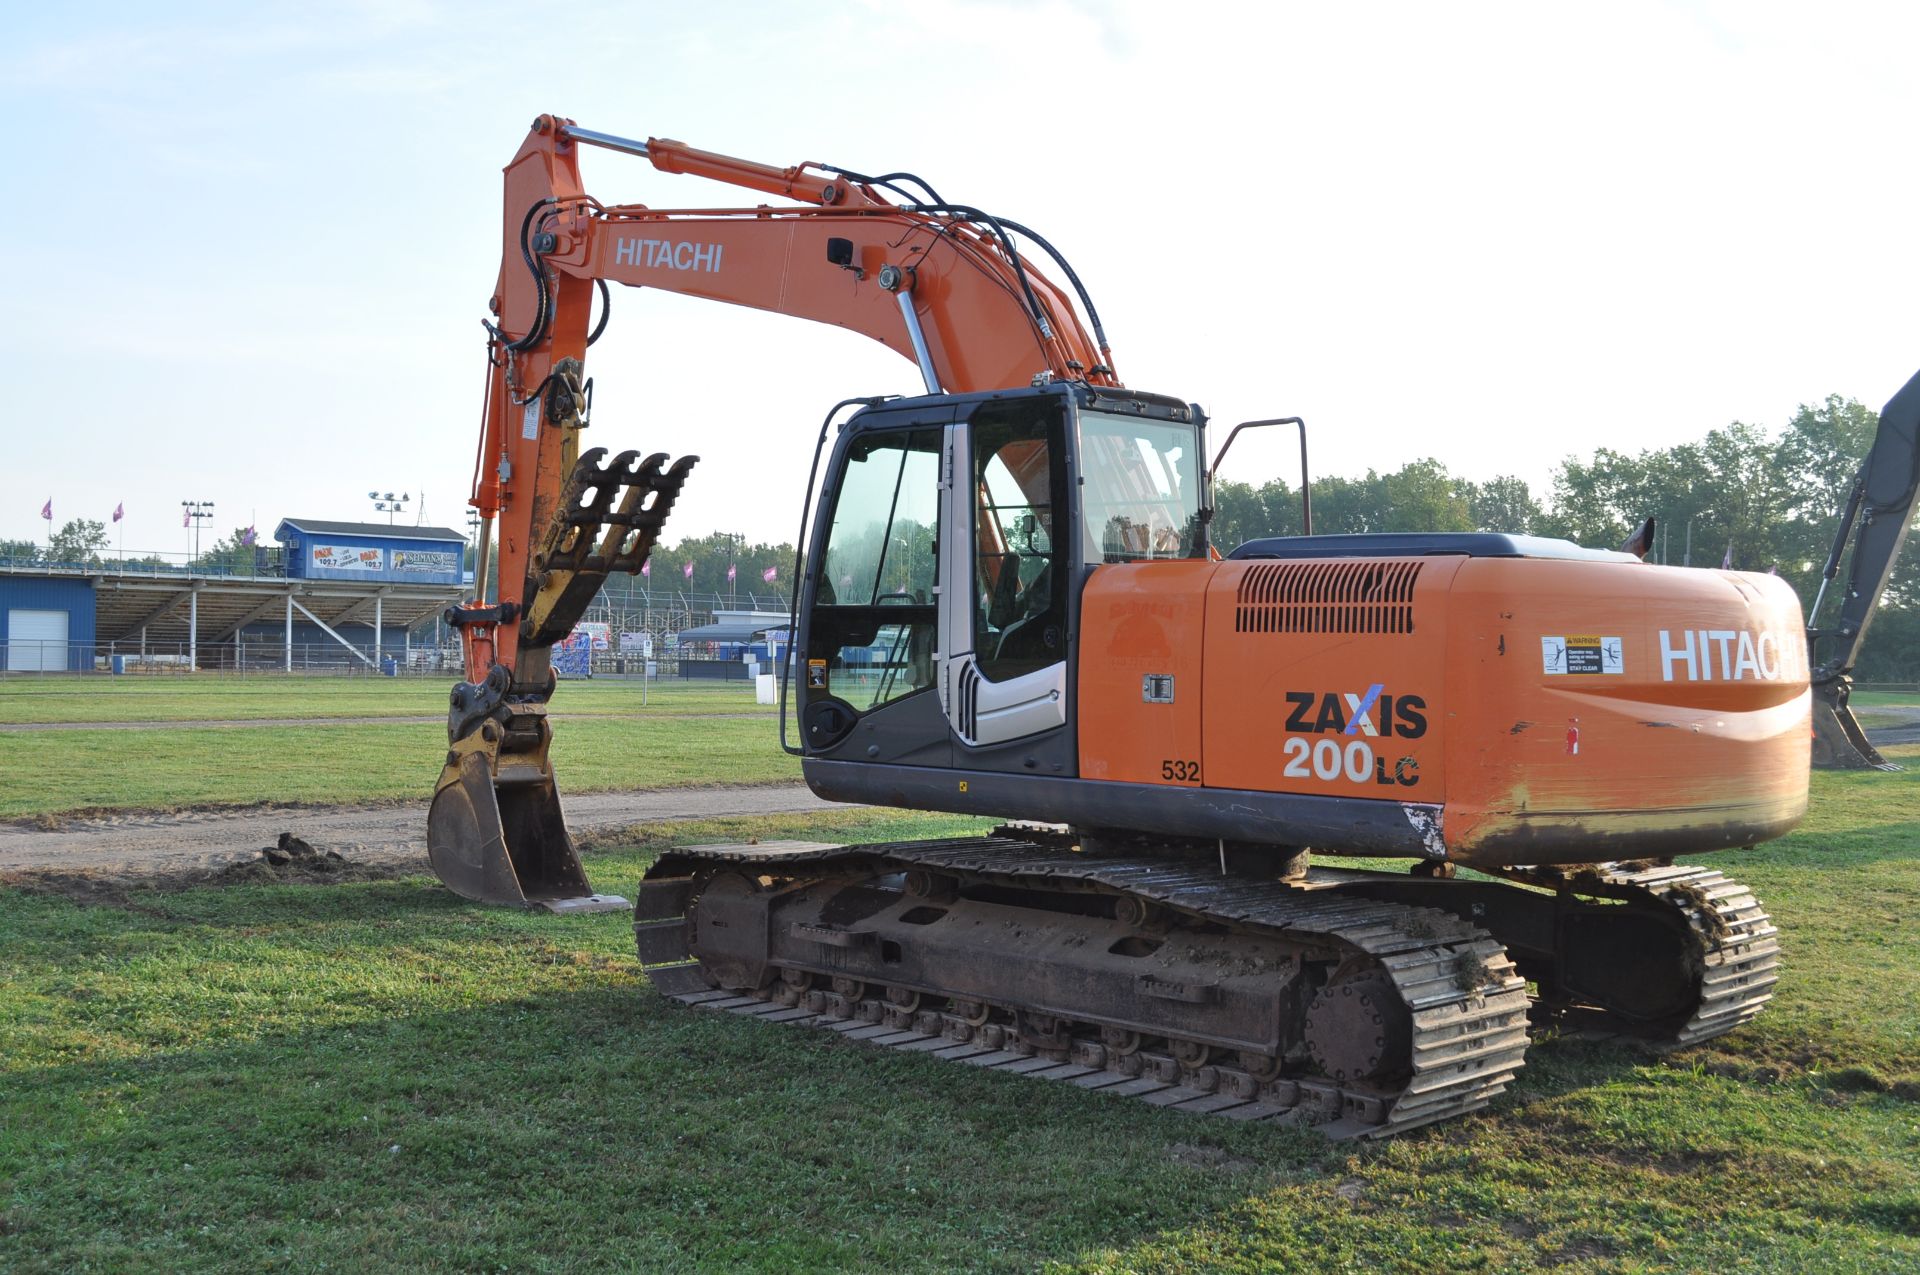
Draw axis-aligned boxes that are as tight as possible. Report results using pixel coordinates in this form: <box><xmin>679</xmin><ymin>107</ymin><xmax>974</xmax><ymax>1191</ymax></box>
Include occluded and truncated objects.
<box><xmin>793</xmin><ymin>383</ymin><xmax>1205</xmax><ymax>778</ymax></box>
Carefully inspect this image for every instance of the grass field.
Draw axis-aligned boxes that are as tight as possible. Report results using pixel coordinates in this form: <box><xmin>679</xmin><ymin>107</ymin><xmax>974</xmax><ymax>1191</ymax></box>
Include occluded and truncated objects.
<box><xmin>3</xmin><ymin>750</ymin><xmax>1918</xmax><ymax>1271</ymax></box>
<box><xmin>0</xmin><ymin>674</ymin><xmax>777</xmax><ymax>724</ymax></box>
<box><xmin>1851</xmin><ymin>691</ymin><xmax>1920</xmax><ymax>707</ymax></box>
<box><xmin>0</xmin><ymin>678</ymin><xmax>793</xmax><ymax>819</ymax></box>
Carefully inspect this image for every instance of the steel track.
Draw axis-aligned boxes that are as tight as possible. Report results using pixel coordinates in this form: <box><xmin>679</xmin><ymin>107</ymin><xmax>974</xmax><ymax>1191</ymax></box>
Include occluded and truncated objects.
<box><xmin>634</xmin><ymin>836</ymin><xmax>1533</xmax><ymax>1139</ymax></box>
<box><xmin>1511</xmin><ymin>860</ymin><xmax>1782</xmax><ymax>1048</ymax></box>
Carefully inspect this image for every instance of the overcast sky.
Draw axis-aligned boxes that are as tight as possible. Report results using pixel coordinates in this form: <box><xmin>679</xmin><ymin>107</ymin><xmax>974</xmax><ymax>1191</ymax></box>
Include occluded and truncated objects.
<box><xmin>3</xmin><ymin>1</ymin><xmax>1917</xmax><ymax>557</ymax></box>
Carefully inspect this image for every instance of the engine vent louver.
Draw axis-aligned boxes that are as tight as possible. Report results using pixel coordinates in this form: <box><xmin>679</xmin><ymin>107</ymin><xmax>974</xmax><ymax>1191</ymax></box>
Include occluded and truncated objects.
<box><xmin>1234</xmin><ymin>560</ymin><xmax>1422</xmax><ymax>635</ymax></box>
<box><xmin>956</xmin><ymin>661</ymin><xmax>982</xmax><ymax>742</ymax></box>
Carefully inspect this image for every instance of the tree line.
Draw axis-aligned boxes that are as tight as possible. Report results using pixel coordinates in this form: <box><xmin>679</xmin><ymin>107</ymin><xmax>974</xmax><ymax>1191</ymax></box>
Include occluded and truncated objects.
<box><xmin>1211</xmin><ymin>394</ymin><xmax>1915</xmax><ymax>679</ymax></box>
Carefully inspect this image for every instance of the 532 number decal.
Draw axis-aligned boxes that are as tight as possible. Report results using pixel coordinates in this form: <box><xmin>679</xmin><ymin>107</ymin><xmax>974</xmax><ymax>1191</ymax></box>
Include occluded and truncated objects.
<box><xmin>1160</xmin><ymin>759</ymin><xmax>1200</xmax><ymax>783</ymax></box>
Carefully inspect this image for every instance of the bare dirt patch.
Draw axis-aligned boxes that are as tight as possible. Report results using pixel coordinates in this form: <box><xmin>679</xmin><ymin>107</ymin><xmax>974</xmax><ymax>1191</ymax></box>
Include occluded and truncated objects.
<box><xmin>0</xmin><ymin>784</ymin><xmax>840</xmax><ymax>888</ymax></box>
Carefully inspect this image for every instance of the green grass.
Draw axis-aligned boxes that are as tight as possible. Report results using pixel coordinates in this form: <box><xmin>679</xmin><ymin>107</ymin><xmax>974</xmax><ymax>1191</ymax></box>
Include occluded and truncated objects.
<box><xmin>0</xmin><ymin>715</ymin><xmax>798</xmax><ymax>819</ymax></box>
<box><xmin>1852</xmin><ymin>691</ymin><xmax>1920</xmax><ymax>706</ymax></box>
<box><xmin>0</xmin><ymin>674</ymin><xmax>775</xmax><ymax>724</ymax></box>
<box><xmin>4</xmin><ymin>757</ymin><xmax>1920</xmax><ymax>1272</ymax></box>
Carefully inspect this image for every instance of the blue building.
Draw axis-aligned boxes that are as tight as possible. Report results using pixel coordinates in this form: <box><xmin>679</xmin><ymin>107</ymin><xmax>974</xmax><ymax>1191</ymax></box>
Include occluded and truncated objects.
<box><xmin>0</xmin><ymin>576</ymin><xmax>97</xmax><ymax>671</ymax></box>
<box><xmin>275</xmin><ymin>519</ymin><xmax>467</xmax><ymax>586</ymax></box>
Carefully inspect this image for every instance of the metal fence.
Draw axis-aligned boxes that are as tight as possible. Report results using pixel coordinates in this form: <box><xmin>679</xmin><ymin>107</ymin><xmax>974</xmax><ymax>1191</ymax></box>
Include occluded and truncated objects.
<box><xmin>0</xmin><ymin>640</ymin><xmax>787</xmax><ymax>680</ymax></box>
<box><xmin>0</xmin><ymin>548</ymin><xmax>290</xmax><ymax>580</ymax></box>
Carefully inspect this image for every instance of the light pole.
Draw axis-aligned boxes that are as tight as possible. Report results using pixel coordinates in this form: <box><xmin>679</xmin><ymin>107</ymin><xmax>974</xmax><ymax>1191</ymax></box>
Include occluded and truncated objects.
<box><xmin>1683</xmin><ymin>510</ymin><xmax>1714</xmax><ymax>568</ymax></box>
<box><xmin>181</xmin><ymin>500</ymin><xmax>214</xmax><ymax>568</ymax></box>
<box><xmin>369</xmin><ymin>491</ymin><xmax>410</xmax><ymax>524</ymax></box>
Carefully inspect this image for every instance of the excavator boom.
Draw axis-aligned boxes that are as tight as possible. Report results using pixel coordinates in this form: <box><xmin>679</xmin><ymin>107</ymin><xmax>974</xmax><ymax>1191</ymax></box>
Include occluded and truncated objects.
<box><xmin>430</xmin><ymin>115</ymin><xmax>1118</xmax><ymax>909</ymax></box>
<box><xmin>1808</xmin><ymin>367</ymin><xmax>1920</xmax><ymax>769</ymax></box>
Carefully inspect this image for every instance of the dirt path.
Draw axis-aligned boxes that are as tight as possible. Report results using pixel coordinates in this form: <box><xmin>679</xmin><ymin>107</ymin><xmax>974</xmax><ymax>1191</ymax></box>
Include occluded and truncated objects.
<box><xmin>6</xmin><ymin>714</ymin><xmax>1910</xmax><ymax>893</ymax></box>
<box><xmin>1865</xmin><ymin>708</ymin><xmax>1920</xmax><ymax>747</ymax></box>
<box><xmin>0</xmin><ymin>784</ymin><xmax>841</xmax><ymax>882</ymax></box>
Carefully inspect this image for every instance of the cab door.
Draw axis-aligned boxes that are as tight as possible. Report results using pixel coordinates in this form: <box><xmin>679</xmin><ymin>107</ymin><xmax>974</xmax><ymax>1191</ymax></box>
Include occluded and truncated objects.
<box><xmin>797</xmin><ymin>422</ymin><xmax>950</xmax><ymax>766</ymax></box>
<box><xmin>940</xmin><ymin>397</ymin><xmax>1073</xmax><ymax>756</ymax></box>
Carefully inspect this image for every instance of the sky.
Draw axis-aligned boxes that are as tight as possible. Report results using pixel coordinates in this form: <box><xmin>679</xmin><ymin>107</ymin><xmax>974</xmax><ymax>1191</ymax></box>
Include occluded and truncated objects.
<box><xmin>3</xmin><ymin>0</ymin><xmax>1917</xmax><ymax>558</ymax></box>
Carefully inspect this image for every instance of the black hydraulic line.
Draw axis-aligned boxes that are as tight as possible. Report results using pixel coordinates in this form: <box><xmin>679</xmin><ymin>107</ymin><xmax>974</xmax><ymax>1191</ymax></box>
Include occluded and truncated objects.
<box><xmin>811</xmin><ymin>166</ymin><xmax>1107</xmax><ymax>361</ymax></box>
<box><xmin>906</xmin><ymin>202</ymin><xmax>1050</xmax><ymax>335</ymax></box>
<box><xmin>587</xmin><ymin>278</ymin><xmax>611</xmax><ymax>346</ymax></box>
<box><xmin>506</xmin><ymin>198</ymin><xmax>558</xmax><ymax>353</ymax></box>
<box><xmin>991</xmin><ymin>215</ymin><xmax>1111</xmax><ymax>359</ymax></box>
<box><xmin>819</xmin><ymin>164</ymin><xmax>948</xmax><ymax>215</ymax></box>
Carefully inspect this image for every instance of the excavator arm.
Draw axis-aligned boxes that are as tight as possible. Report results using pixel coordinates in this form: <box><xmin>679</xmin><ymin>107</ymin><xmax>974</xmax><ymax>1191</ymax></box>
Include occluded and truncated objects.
<box><xmin>1808</xmin><ymin>367</ymin><xmax>1920</xmax><ymax>769</ymax></box>
<box><xmin>429</xmin><ymin>114</ymin><xmax>1119</xmax><ymax>908</ymax></box>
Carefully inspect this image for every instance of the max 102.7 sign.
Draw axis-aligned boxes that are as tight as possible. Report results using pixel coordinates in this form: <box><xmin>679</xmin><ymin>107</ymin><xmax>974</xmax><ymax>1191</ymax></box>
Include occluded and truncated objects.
<box><xmin>311</xmin><ymin>545</ymin><xmax>384</xmax><ymax>572</ymax></box>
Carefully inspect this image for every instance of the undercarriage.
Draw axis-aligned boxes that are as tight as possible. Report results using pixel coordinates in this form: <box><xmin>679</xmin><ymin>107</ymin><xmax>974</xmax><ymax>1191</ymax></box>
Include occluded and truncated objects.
<box><xmin>633</xmin><ymin>833</ymin><xmax>1779</xmax><ymax>1137</ymax></box>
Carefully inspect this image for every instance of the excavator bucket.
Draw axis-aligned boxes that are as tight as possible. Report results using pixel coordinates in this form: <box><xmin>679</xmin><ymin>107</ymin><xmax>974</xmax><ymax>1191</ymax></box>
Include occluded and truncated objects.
<box><xmin>1810</xmin><ymin>681</ymin><xmax>1897</xmax><ymax>771</ymax></box>
<box><xmin>427</xmin><ymin>735</ymin><xmax>627</xmax><ymax>913</ymax></box>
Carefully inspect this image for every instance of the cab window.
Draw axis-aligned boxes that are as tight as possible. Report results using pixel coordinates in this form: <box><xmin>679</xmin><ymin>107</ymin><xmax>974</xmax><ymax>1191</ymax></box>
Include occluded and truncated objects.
<box><xmin>810</xmin><ymin>428</ymin><xmax>940</xmax><ymax>711</ymax></box>
<box><xmin>1079</xmin><ymin>411</ymin><xmax>1202</xmax><ymax>563</ymax></box>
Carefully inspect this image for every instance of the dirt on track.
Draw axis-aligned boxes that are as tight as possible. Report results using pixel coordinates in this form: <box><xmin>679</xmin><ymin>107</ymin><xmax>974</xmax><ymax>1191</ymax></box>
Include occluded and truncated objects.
<box><xmin>0</xmin><ymin>784</ymin><xmax>841</xmax><ymax>892</ymax></box>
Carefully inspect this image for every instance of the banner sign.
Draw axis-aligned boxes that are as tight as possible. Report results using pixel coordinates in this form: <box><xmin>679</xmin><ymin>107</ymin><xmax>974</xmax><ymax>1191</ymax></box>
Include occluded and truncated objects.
<box><xmin>311</xmin><ymin>545</ymin><xmax>383</xmax><ymax>572</ymax></box>
<box><xmin>560</xmin><ymin>622</ymin><xmax>610</xmax><ymax>651</ymax></box>
<box><xmin>392</xmin><ymin>549</ymin><xmax>458</xmax><ymax>574</ymax></box>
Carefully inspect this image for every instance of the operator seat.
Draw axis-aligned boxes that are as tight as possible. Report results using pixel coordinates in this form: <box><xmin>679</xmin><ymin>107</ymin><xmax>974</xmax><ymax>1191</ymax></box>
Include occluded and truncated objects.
<box><xmin>987</xmin><ymin>551</ymin><xmax>1022</xmax><ymax>630</ymax></box>
<box><xmin>993</xmin><ymin>569</ymin><xmax>1054</xmax><ymax>666</ymax></box>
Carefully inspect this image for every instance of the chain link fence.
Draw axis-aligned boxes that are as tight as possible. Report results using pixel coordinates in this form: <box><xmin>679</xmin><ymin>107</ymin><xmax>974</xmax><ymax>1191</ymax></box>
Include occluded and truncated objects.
<box><xmin>0</xmin><ymin>640</ymin><xmax>782</xmax><ymax>680</ymax></box>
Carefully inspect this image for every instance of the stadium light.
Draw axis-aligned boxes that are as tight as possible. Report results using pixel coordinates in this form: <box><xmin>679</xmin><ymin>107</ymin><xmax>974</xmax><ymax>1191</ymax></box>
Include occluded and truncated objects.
<box><xmin>181</xmin><ymin>500</ymin><xmax>215</xmax><ymax>568</ymax></box>
<box><xmin>369</xmin><ymin>490</ymin><xmax>411</xmax><ymax>524</ymax></box>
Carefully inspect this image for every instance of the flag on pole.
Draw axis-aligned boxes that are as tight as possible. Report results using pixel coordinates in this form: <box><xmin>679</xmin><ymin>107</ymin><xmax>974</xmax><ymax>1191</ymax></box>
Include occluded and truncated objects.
<box><xmin>727</xmin><ymin>563</ymin><xmax>737</xmax><ymax>583</ymax></box>
<box><xmin>1720</xmin><ymin>541</ymin><xmax>1733</xmax><ymax>571</ymax></box>
<box><xmin>40</xmin><ymin>500</ymin><xmax>51</xmax><ymax>522</ymax></box>
<box><xmin>641</xmin><ymin>559</ymin><xmax>651</xmax><ymax>577</ymax></box>
<box><xmin>683</xmin><ymin>561</ymin><xmax>693</xmax><ymax>580</ymax></box>
<box><xmin>183</xmin><ymin>508</ymin><xmax>190</xmax><ymax>528</ymax></box>
<box><xmin>112</xmin><ymin>503</ymin><xmax>124</xmax><ymax>523</ymax></box>
<box><xmin>762</xmin><ymin>566</ymin><xmax>777</xmax><ymax>584</ymax></box>
<box><xmin>241</xmin><ymin>525</ymin><xmax>257</xmax><ymax>547</ymax></box>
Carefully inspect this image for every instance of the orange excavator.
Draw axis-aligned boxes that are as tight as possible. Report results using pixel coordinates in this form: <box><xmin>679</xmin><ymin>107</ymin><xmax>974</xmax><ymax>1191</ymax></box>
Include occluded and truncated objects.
<box><xmin>430</xmin><ymin>115</ymin><xmax>1916</xmax><ymax>1136</ymax></box>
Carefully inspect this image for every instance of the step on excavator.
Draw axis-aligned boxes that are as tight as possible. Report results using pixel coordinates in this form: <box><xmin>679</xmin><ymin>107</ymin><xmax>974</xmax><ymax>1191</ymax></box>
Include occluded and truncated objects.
<box><xmin>429</xmin><ymin>114</ymin><xmax>1918</xmax><ymax>1135</ymax></box>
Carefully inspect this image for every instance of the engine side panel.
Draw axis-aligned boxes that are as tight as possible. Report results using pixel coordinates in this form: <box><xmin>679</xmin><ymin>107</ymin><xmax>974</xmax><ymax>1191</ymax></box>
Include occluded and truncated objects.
<box><xmin>1442</xmin><ymin>559</ymin><xmax>1810</xmax><ymax>863</ymax></box>
<box><xmin>1200</xmin><ymin>557</ymin><xmax>1462</xmax><ymax>804</ymax></box>
<box><xmin>1077</xmin><ymin>562</ymin><xmax>1213</xmax><ymax>786</ymax></box>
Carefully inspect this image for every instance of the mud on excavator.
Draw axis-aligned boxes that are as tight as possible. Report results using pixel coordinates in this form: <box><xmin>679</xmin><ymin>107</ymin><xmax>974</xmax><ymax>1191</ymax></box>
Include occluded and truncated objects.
<box><xmin>428</xmin><ymin>114</ymin><xmax>1918</xmax><ymax>1135</ymax></box>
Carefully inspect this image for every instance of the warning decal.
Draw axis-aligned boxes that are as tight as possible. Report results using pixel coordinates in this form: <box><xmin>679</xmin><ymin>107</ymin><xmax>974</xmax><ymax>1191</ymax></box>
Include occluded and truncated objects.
<box><xmin>1541</xmin><ymin>635</ymin><xmax>1624</xmax><ymax>676</ymax></box>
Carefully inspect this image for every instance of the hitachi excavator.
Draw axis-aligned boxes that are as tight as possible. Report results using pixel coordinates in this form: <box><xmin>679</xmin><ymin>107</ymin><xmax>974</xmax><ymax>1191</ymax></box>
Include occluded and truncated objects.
<box><xmin>429</xmin><ymin>114</ymin><xmax>1917</xmax><ymax>1136</ymax></box>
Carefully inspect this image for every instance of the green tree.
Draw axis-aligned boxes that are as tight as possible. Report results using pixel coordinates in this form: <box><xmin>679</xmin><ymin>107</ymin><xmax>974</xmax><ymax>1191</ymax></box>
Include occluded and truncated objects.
<box><xmin>1467</xmin><ymin>475</ymin><xmax>1543</xmax><ymax>534</ymax></box>
<box><xmin>0</xmin><ymin>538</ymin><xmax>38</xmax><ymax>565</ymax></box>
<box><xmin>46</xmin><ymin>519</ymin><xmax>109</xmax><ymax>565</ymax></box>
<box><xmin>200</xmin><ymin>526</ymin><xmax>272</xmax><ymax>575</ymax></box>
<box><xmin>1377</xmin><ymin>459</ymin><xmax>1475</xmax><ymax>532</ymax></box>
